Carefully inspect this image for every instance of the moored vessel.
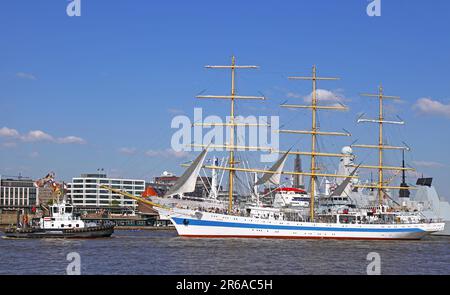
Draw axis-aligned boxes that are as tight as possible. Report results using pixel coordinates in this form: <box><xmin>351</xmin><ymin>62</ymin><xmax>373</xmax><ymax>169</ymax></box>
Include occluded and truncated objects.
<box><xmin>151</xmin><ymin>57</ymin><xmax>445</xmax><ymax>240</ymax></box>
<box><xmin>3</xmin><ymin>199</ymin><xmax>114</xmax><ymax>239</ymax></box>
<box><xmin>100</xmin><ymin>57</ymin><xmax>445</xmax><ymax>240</ymax></box>
<box><xmin>2</xmin><ymin>173</ymin><xmax>114</xmax><ymax>239</ymax></box>
<box><xmin>155</xmin><ymin>206</ymin><xmax>443</xmax><ymax>240</ymax></box>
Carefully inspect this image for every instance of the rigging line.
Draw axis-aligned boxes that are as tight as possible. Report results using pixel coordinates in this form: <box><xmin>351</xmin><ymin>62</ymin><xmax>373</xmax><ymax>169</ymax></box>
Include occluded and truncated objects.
<box><xmin>260</xmin><ymin>183</ymin><xmax>284</xmax><ymax>198</ymax></box>
<box><xmin>246</xmin><ymin>161</ymin><xmax>258</xmax><ymax>192</ymax></box>
<box><xmin>218</xmin><ymin>156</ymin><xmax>227</xmax><ymax>192</ymax></box>
<box><xmin>358</xmin><ymin>149</ymin><xmax>374</xmax><ymax>177</ymax></box>
<box><xmin>201</xmin><ymin>167</ymin><xmax>212</xmax><ymax>193</ymax></box>
<box><xmin>241</xmin><ymin>159</ymin><xmax>248</xmax><ymax>184</ymax></box>
<box><xmin>388</xmin><ymin>124</ymin><xmax>406</xmax><ymax>163</ymax></box>
<box><xmin>234</xmin><ymin>161</ymin><xmax>253</xmax><ymax>195</ymax></box>
<box><xmin>233</xmin><ymin>127</ymin><xmax>252</xmax><ymax>171</ymax></box>
<box><xmin>233</xmin><ymin>103</ymin><xmax>265</xmax><ymax>170</ymax></box>
<box><xmin>280</xmin><ymin>103</ymin><xmax>311</xmax><ymax>131</ymax></box>
<box><xmin>243</xmin><ymin>161</ymin><xmax>251</xmax><ymax>193</ymax></box>
<box><xmin>317</xmin><ymin>138</ymin><xmax>328</xmax><ymax>173</ymax></box>
<box><xmin>195</xmin><ymin>89</ymin><xmax>208</xmax><ymax>96</ymax></box>
<box><xmin>233</xmin><ymin>171</ymin><xmax>248</xmax><ymax>195</ymax></box>
<box><xmin>317</xmin><ymin>125</ymin><xmax>339</xmax><ymax>174</ymax></box>
<box><xmin>198</xmin><ymin>171</ymin><xmax>211</xmax><ymax>197</ymax></box>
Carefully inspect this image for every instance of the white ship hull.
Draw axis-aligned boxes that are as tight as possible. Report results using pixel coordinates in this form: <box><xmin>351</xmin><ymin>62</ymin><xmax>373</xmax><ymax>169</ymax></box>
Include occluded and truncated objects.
<box><xmin>157</xmin><ymin>208</ymin><xmax>445</xmax><ymax>240</ymax></box>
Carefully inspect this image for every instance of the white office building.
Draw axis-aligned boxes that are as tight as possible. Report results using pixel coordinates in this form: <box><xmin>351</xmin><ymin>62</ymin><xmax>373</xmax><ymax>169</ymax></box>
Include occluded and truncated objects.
<box><xmin>67</xmin><ymin>173</ymin><xmax>145</xmax><ymax>210</ymax></box>
<box><xmin>0</xmin><ymin>175</ymin><xmax>38</xmax><ymax>209</ymax></box>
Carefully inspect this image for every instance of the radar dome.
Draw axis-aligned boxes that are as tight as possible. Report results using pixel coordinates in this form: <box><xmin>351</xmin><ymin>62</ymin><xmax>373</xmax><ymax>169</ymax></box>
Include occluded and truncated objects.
<box><xmin>342</xmin><ymin>146</ymin><xmax>353</xmax><ymax>155</ymax></box>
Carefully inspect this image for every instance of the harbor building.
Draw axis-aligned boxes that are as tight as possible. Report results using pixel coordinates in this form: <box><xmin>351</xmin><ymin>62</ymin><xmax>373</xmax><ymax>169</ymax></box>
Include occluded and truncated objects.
<box><xmin>0</xmin><ymin>175</ymin><xmax>37</xmax><ymax>209</ymax></box>
<box><xmin>67</xmin><ymin>173</ymin><xmax>145</xmax><ymax>211</ymax></box>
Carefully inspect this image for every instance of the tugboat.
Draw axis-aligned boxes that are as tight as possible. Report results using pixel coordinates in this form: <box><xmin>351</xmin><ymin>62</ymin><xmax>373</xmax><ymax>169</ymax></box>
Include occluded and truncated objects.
<box><xmin>2</xmin><ymin>172</ymin><xmax>114</xmax><ymax>239</ymax></box>
<box><xmin>3</xmin><ymin>199</ymin><xmax>114</xmax><ymax>239</ymax></box>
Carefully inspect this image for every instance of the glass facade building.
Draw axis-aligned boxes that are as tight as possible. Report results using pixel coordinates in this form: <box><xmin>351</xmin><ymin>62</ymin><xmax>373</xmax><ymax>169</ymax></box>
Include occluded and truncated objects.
<box><xmin>67</xmin><ymin>173</ymin><xmax>145</xmax><ymax>210</ymax></box>
<box><xmin>0</xmin><ymin>176</ymin><xmax>37</xmax><ymax>208</ymax></box>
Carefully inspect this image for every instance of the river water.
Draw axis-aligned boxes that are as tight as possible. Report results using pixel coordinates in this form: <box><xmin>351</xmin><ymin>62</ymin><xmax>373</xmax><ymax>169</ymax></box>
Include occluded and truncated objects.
<box><xmin>0</xmin><ymin>230</ymin><xmax>448</xmax><ymax>275</ymax></box>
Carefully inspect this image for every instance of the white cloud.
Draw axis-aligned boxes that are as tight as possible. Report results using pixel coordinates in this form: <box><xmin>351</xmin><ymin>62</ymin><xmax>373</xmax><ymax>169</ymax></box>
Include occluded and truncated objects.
<box><xmin>286</xmin><ymin>89</ymin><xmax>348</xmax><ymax>104</ymax></box>
<box><xmin>145</xmin><ymin>149</ymin><xmax>190</xmax><ymax>158</ymax></box>
<box><xmin>21</xmin><ymin>130</ymin><xmax>54</xmax><ymax>142</ymax></box>
<box><xmin>0</xmin><ymin>127</ymin><xmax>20</xmax><ymax>138</ymax></box>
<box><xmin>0</xmin><ymin>126</ymin><xmax>86</xmax><ymax>145</ymax></box>
<box><xmin>16</xmin><ymin>72</ymin><xmax>37</xmax><ymax>80</ymax></box>
<box><xmin>412</xmin><ymin>161</ymin><xmax>446</xmax><ymax>169</ymax></box>
<box><xmin>413</xmin><ymin>97</ymin><xmax>450</xmax><ymax>118</ymax></box>
<box><xmin>56</xmin><ymin>136</ymin><xmax>86</xmax><ymax>144</ymax></box>
<box><xmin>303</xmin><ymin>89</ymin><xmax>347</xmax><ymax>103</ymax></box>
<box><xmin>118</xmin><ymin>147</ymin><xmax>137</xmax><ymax>155</ymax></box>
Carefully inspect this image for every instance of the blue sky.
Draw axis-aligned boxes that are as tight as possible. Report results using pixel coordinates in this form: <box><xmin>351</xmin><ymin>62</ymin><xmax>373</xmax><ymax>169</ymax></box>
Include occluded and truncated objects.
<box><xmin>0</xmin><ymin>0</ymin><xmax>449</xmax><ymax>199</ymax></box>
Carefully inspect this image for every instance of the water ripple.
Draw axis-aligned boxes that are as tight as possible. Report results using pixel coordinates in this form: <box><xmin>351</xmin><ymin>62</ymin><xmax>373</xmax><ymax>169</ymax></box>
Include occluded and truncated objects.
<box><xmin>0</xmin><ymin>231</ymin><xmax>448</xmax><ymax>275</ymax></box>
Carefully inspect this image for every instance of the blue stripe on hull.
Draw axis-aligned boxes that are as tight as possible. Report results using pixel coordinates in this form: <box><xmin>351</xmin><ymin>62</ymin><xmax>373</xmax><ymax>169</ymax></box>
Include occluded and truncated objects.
<box><xmin>172</xmin><ymin>217</ymin><xmax>424</xmax><ymax>233</ymax></box>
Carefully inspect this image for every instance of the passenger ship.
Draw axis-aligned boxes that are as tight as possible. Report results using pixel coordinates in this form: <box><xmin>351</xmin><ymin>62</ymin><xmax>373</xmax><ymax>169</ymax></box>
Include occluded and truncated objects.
<box><xmin>154</xmin><ymin>57</ymin><xmax>445</xmax><ymax>240</ymax></box>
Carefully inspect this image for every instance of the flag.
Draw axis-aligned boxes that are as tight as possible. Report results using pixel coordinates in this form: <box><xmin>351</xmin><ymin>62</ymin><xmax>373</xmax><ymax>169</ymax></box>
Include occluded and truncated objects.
<box><xmin>142</xmin><ymin>186</ymin><xmax>158</xmax><ymax>198</ymax></box>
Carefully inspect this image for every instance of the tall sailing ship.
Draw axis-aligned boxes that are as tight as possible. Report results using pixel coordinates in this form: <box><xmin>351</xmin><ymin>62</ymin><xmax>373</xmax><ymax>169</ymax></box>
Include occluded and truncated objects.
<box><xmin>154</xmin><ymin>57</ymin><xmax>445</xmax><ymax>239</ymax></box>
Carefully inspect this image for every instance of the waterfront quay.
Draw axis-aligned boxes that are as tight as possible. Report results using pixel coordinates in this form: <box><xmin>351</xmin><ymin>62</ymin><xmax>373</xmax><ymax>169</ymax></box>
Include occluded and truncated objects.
<box><xmin>0</xmin><ymin>173</ymin><xmax>177</xmax><ymax>230</ymax></box>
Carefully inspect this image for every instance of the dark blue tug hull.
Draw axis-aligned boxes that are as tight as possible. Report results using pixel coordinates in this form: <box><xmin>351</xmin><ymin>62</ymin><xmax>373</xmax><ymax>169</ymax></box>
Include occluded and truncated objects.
<box><xmin>2</xmin><ymin>225</ymin><xmax>114</xmax><ymax>239</ymax></box>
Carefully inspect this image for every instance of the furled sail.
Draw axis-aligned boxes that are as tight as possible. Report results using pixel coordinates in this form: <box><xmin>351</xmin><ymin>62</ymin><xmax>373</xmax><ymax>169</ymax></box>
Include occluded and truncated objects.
<box><xmin>256</xmin><ymin>150</ymin><xmax>290</xmax><ymax>186</ymax></box>
<box><xmin>330</xmin><ymin>165</ymin><xmax>360</xmax><ymax>197</ymax></box>
<box><xmin>164</xmin><ymin>148</ymin><xmax>208</xmax><ymax>197</ymax></box>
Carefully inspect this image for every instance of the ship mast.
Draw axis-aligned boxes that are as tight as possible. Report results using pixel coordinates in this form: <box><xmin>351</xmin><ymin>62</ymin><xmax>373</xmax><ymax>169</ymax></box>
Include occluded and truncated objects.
<box><xmin>352</xmin><ymin>85</ymin><xmax>414</xmax><ymax>206</ymax></box>
<box><xmin>193</xmin><ymin>61</ymin><xmax>357</xmax><ymax>217</ymax></box>
<box><xmin>278</xmin><ymin>65</ymin><xmax>351</xmax><ymax>221</ymax></box>
<box><xmin>194</xmin><ymin>56</ymin><xmax>265</xmax><ymax>213</ymax></box>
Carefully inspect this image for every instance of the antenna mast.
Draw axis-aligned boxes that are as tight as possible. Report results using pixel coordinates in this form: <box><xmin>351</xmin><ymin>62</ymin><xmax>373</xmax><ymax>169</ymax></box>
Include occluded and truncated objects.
<box><xmin>399</xmin><ymin>149</ymin><xmax>411</xmax><ymax>198</ymax></box>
